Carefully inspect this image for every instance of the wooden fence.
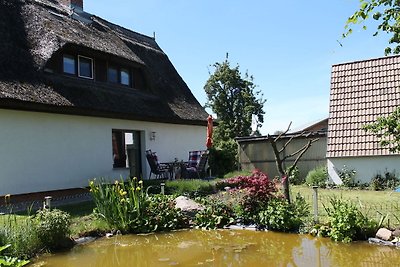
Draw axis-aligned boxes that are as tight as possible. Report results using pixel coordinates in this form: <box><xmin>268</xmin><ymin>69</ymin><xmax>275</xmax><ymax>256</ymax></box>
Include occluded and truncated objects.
<box><xmin>237</xmin><ymin>133</ymin><xmax>327</xmax><ymax>179</ymax></box>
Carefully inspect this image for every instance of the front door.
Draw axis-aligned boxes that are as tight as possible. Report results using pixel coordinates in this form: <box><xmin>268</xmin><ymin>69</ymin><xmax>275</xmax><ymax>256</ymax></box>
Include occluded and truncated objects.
<box><xmin>126</xmin><ymin>131</ymin><xmax>142</xmax><ymax>178</ymax></box>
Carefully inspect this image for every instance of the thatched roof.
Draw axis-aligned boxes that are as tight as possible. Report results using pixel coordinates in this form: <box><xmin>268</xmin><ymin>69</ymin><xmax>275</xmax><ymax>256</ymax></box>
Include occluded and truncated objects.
<box><xmin>0</xmin><ymin>0</ymin><xmax>208</xmax><ymax>125</ymax></box>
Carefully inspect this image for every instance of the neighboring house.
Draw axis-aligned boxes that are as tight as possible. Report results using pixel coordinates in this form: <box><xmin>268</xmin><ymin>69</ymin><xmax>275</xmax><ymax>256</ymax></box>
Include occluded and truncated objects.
<box><xmin>327</xmin><ymin>56</ymin><xmax>400</xmax><ymax>184</ymax></box>
<box><xmin>0</xmin><ymin>0</ymin><xmax>209</xmax><ymax>195</ymax></box>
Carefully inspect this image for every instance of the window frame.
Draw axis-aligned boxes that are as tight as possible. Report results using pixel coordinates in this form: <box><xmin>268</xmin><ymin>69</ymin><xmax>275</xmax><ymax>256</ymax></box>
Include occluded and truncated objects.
<box><xmin>107</xmin><ymin>66</ymin><xmax>119</xmax><ymax>84</ymax></box>
<box><xmin>77</xmin><ymin>55</ymin><xmax>94</xmax><ymax>79</ymax></box>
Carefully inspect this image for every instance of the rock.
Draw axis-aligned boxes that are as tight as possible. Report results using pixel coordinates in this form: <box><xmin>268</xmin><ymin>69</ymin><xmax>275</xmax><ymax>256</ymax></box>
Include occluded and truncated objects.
<box><xmin>106</xmin><ymin>233</ymin><xmax>113</xmax><ymax>238</ymax></box>
<box><xmin>74</xmin><ymin>236</ymin><xmax>97</xmax><ymax>245</ymax></box>
<box><xmin>368</xmin><ymin>238</ymin><xmax>394</xmax><ymax>246</ymax></box>
<box><xmin>376</xmin><ymin>228</ymin><xmax>393</xmax><ymax>241</ymax></box>
<box><xmin>174</xmin><ymin>196</ymin><xmax>204</xmax><ymax>212</ymax></box>
<box><xmin>392</xmin><ymin>229</ymin><xmax>400</xmax><ymax>237</ymax></box>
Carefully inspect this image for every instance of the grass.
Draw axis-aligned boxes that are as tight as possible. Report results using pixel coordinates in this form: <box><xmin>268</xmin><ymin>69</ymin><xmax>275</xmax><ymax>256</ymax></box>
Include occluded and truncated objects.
<box><xmin>290</xmin><ymin>185</ymin><xmax>400</xmax><ymax>224</ymax></box>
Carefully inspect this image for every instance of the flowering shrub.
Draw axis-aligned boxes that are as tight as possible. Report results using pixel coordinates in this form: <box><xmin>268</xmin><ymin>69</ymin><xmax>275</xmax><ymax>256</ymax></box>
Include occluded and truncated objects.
<box><xmin>216</xmin><ymin>170</ymin><xmax>278</xmax><ymax>223</ymax></box>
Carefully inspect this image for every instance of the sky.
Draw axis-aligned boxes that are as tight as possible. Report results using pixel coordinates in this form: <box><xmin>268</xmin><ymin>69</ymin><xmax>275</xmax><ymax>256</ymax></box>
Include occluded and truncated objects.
<box><xmin>84</xmin><ymin>0</ymin><xmax>389</xmax><ymax>134</ymax></box>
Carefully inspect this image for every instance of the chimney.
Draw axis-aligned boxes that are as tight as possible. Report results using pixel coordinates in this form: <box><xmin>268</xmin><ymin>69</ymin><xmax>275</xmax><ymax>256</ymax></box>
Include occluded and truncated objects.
<box><xmin>58</xmin><ymin>0</ymin><xmax>83</xmax><ymax>11</ymax></box>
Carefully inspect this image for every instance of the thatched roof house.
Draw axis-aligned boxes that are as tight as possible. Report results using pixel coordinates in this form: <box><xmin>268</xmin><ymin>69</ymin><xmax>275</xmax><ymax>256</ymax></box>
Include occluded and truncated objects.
<box><xmin>0</xmin><ymin>0</ymin><xmax>208</xmax><ymax>124</ymax></box>
<box><xmin>0</xmin><ymin>0</ymin><xmax>209</xmax><ymax>195</ymax></box>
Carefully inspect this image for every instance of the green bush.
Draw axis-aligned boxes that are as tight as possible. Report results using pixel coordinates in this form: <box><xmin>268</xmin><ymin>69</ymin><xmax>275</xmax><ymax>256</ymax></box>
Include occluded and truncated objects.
<box><xmin>305</xmin><ymin>166</ymin><xmax>328</xmax><ymax>187</ymax></box>
<box><xmin>208</xmin><ymin>140</ymin><xmax>237</xmax><ymax>177</ymax></box>
<box><xmin>287</xmin><ymin>166</ymin><xmax>304</xmax><ymax>185</ymax></box>
<box><xmin>338</xmin><ymin>165</ymin><xmax>357</xmax><ymax>187</ymax></box>
<box><xmin>165</xmin><ymin>179</ymin><xmax>216</xmax><ymax>197</ymax></box>
<box><xmin>323</xmin><ymin>198</ymin><xmax>378</xmax><ymax>242</ymax></box>
<box><xmin>370</xmin><ymin>170</ymin><xmax>399</xmax><ymax>191</ymax></box>
<box><xmin>34</xmin><ymin>209</ymin><xmax>71</xmax><ymax>250</ymax></box>
<box><xmin>258</xmin><ymin>194</ymin><xmax>309</xmax><ymax>232</ymax></box>
<box><xmin>194</xmin><ymin>198</ymin><xmax>235</xmax><ymax>229</ymax></box>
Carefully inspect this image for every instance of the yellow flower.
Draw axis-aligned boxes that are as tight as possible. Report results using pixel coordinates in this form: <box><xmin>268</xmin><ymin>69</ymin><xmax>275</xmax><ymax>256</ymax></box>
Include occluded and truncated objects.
<box><xmin>115</xmin><ymin>180</ymin><xmax>119</xmax><ymax>185</ymax></box>
<box><xmin>132</xmin><ymin>177</ymin><xmax>137</xmax><ymax>180</ymax></box>
<box><xmin>120</xmin><ymin>189</ymin><xmax>127</xmax><ymax>196</ymax></box>
<box><xmin>136</xmin><ymin>187</ymin><xmax>141</xmax><ymax>191</ymax></box>
<box><xmin>138</xmin><ymin>180</ymin><xmax>143</xmax><ymax>184</ymax></box>
<box><xmin>89</xmin><ymin>181</ymin><xmax>94</xmax><ymax>187</ymax></box>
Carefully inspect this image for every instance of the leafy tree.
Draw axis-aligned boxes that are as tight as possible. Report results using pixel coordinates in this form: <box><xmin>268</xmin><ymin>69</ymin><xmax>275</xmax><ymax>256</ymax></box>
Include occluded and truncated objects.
<box><xmin>344</xmin><ymin>0</ymin><xmax>400</xmax><ymax>55</ymax></box>
<box><xmin>204</xmin><ymin>56</ymin><xmax>265</xmax><ymax>175</ymax></box>
<box><xmin>364</xmin><ymin>107</ymin><xmax>400</xmax><ymax>152</ymax></box>
<box><xmin>204</xmin><ymin>56</ymin><xmax>265</xmax><ymax>142</ymax></box>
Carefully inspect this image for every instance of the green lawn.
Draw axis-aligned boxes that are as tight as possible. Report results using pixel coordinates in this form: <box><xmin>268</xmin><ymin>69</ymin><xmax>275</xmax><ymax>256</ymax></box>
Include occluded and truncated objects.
<box><xmin>291</xmin><ymin>185</ymin><xmax>400</xmax><ymax>224</ymax></box>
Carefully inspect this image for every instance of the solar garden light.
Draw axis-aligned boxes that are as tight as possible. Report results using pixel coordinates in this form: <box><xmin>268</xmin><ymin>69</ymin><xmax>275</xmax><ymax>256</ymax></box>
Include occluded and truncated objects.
<box><xmin>312</xmin><ymin>186</ymin><xmax>319</xmax><ymax>223</ymax></box>
<box><xmin>160</xmin><ymin>183</ymin><xmax>165</xmax><ymax>195</ymax></box>
<box><xmin>44</xmin><ymin>196</ymin><xmax>52</xmax><ymax>210</ymax></box>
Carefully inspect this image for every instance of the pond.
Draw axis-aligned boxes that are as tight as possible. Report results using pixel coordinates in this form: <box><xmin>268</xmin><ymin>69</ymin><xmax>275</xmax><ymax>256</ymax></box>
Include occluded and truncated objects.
<box><xmin>33</xmin><ymin>229</ymin><xmax>399</xmax><ymax>267</ymax></box>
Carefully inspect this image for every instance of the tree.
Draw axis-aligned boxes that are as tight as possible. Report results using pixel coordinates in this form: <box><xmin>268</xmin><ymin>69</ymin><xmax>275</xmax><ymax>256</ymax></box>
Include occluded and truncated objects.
<box><xmin>268</xmin><ymin>122</ymin><xmax>318</xmax><ymax>203</ymax></box>
<box><xmin>344</xmin><ymin>0</ymin><xmax>400</xmax><ymax>55</ymax></box>
<box><xmin>204</xmin><ymin>56</ymin><xmax>265</xmax><ymax>143</ymax></box>
<box><xmin>364</xmin><ymin>107</ymin><xmax>400</xmax><ymax>152</ymax></box>
<box><xmin>204</xmin><ymin>56</ymin><xmax>265</xmax><ymax>175</ymax></box>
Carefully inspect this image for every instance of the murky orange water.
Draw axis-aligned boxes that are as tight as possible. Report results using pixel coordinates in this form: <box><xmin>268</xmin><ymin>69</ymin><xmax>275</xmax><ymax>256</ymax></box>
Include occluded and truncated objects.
<box><xmin>32</xmin><ymin>229</ymin><xmax>400</xmax><ymax>267</ymax></box>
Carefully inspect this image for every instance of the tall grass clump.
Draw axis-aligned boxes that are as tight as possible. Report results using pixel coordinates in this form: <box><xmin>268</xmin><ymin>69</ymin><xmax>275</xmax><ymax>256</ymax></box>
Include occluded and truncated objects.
<box><xmin>0</xmin><ymin>212</ymin><xmax>41</xmax><ymax>259</ymax></box>
<box><xmin>89</xmin><ymin>177</ymin><xmax>188</xmax><ymax>234</ymax></box>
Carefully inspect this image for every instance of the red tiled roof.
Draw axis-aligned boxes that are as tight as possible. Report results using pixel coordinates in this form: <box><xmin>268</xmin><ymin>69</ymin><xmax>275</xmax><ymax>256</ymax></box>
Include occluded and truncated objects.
<box><xmin>327</xmin><ymin>55</ymin><xmax>400</xmax><ymax>158</ymax></box>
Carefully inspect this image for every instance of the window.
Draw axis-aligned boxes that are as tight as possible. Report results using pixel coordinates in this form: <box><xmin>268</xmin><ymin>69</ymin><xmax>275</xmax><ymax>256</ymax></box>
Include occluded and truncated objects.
<box><xmin>78</xmin><ymin>56</ymin><xmax>93</xmax><ymax>79</ymax></box>
<box><xmin>108</xmin><ymin>67</ymin><xmax>118</xmax><ymax>83</ymax></box>
<box><xmin>107</xmin><ymin>65</ymin><xmax>132</xmax><ymax>87</ymax></box>
<box><xmin>120</xmin><ymin>68</ymin><xmax>130</xmax><ymax>86</ymax></box>
<box><xmin>63</xmin><ymin>55</ymin><xmax>76</xmax><ymax>75</ymax></box>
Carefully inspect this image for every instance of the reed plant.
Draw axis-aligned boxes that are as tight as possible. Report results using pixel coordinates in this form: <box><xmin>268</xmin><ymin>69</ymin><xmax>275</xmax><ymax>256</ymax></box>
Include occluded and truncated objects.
<box><xmin>89</xmin><ymin>177</ymin><xmax>188</xmax><ymax>233</ymax></box>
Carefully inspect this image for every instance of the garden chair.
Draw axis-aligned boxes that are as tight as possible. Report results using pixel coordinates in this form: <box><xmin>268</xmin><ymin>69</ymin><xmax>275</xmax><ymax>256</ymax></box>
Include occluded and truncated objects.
<box><xmin>182</xmin><ymin>150</ymin><xmax>209</xmax><ymax>179</ymax></box>
<box><xmin>145</xmin><ymin>150</ymin><xmax>170</xmax><ymax>179</ymax></box>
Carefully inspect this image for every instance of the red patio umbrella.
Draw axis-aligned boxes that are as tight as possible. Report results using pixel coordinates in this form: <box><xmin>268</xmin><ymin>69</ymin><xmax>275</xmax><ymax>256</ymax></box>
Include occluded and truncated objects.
<box><xmin>206</xmin><ymin>115</ymin><xmax>213</xmax><ymax>149</ymax></box>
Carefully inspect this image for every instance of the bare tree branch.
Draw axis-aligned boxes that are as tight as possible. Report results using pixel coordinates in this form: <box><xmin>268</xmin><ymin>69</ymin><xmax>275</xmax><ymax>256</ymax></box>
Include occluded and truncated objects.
<box><xmin>274</xmin><ymin>121</ymin><xmax>292</xmax><ymax>143</ymax></box>
<box><xmin>282</xmin><ymin>138</ymin><xmax>319</xmax><ymax>161</ymax></box>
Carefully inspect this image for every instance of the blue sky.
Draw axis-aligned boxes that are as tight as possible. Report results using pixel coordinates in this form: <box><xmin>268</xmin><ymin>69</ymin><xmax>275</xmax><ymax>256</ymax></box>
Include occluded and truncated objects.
<box><xmin>85</xmin><ymin>0</ymin><xmax>389</xmax><ymax>134</ymax></box>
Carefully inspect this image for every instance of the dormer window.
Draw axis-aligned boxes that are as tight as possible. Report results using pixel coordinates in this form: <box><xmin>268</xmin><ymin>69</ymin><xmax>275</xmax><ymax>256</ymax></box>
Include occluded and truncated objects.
<box><xmin>78</xmin><ymin>56</ymin><xmax>93</xmax><ymax>79</ymax></box>
<box><xmin>63</xmin><ymin>55</ymin><xmax>76</xmax><ymax>75</ymax></box>
<box><xmin>120</xmin><ymin>68</ymin><xmax>130</xmax><ymax>86</ymax></box>
<box><xmin>107</xmin><ymin>66</ymin><xmax>132</xmax><ymax>87</ymax></box>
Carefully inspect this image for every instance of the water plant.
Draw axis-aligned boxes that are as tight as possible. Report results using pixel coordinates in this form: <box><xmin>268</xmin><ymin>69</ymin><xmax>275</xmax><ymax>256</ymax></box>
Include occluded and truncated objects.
<box><xmin>0</xmin><ymin>244</ymin><xmax>29</xmax><ymax>267</ymax></box>
<box><xmin>194</xmin><ymin>198</ymin><xmax>235</xmax><ymax>229</ymax></box>
<box><xmin>323</xmin><ymin>197</ymin><xmax>378</xmax><ymax>242</ymax></box>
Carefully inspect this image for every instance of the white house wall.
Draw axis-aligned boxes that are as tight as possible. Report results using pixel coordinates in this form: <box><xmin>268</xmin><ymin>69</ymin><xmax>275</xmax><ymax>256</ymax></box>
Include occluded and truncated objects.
<box><xmin>0</xmin><ymin>109</ymin><xmax>206</xmax><ymax>195</ymax></box>
<box><xmin>327</xmin><ymin>156</ymin><xmax>400</xmax><ymax>184</ymax></box>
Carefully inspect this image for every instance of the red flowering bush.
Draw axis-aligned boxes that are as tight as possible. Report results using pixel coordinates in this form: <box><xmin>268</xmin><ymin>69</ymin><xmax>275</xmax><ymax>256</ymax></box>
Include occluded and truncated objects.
<box><xmin>217</xmin><ymin>170</ymin><xmax>280</xmax><ymax>223</ymax></box>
